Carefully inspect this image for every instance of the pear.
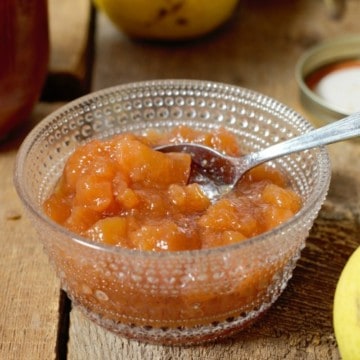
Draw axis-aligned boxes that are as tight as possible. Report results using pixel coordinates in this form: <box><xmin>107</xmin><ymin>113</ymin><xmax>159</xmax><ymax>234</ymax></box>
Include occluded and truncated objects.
<box><xmin>93</xmin><ymin>0</ymin><xmax>239</xmax><ymax>40</ymax></box>
<box><xmin>333</xmin><ymin>246</ymin><xmax>360</xmax><ymax>360</ymax></box>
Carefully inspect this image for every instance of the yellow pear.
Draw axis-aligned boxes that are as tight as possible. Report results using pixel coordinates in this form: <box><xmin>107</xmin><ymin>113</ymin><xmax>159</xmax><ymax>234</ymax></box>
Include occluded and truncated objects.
<box><xmin>93</xmin><ymin>0</ymin><xmax>239</xmax><ymax>40</ymax></box>
<box><xmin>333</xmin><ymin>246</ymin><xmax>360</xmax><ymax>360</ymax></box>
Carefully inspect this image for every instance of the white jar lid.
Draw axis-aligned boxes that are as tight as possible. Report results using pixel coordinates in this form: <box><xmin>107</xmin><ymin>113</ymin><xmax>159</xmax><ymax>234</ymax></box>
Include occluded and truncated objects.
<box><xmin>296</xmin><ymin>35</ymin><xmax>360</xmax><ymax>124</ymax></box>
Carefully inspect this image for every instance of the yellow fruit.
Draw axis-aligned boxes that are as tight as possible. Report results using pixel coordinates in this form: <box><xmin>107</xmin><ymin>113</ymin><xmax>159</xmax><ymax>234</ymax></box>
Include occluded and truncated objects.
<box><xmin>333</xmin><ymin>246</ymin><xmax>360</xmax><ymax>360</ymax></box>
<box><xmin>93</xmin><ymin>0</ymin><xmax>239</xmax><ymax>40</ymax></box>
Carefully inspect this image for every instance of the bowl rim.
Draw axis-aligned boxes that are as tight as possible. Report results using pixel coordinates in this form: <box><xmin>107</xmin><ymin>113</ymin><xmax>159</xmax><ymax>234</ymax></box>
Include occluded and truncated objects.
<box><xmin>14</xmin><ymin>79</ymin><xmax>332</xmax><ymax>259</ymax></box>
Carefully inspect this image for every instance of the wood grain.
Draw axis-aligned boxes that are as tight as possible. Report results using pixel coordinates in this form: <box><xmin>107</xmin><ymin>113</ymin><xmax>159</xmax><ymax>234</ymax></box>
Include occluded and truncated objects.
<box><xmin>0</xmin><ymin>104</ymin><xmax>64</xmax><ymax>360</ymax></box>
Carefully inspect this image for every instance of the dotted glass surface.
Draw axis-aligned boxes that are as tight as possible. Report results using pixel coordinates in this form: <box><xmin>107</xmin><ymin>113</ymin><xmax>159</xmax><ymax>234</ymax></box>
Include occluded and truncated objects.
<box><xmin>14</xmin><ymin>80</ymin><xmax>331</xmax><ymax>345</ymax></box>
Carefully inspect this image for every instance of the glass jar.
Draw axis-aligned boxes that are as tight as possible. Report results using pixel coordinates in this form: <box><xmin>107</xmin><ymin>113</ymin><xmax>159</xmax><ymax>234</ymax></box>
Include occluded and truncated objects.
<box><xmin>0</xmin><ymin>0</ymin><xmax>49</xmax><ymax>140</ymax></box>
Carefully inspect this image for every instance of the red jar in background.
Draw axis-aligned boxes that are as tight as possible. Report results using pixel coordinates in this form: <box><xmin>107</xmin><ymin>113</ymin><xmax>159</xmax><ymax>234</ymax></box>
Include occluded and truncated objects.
<box><xmin>0</xmin><ymin>0</ymin><xmax>49</xmax><ymax>139</ymax></box>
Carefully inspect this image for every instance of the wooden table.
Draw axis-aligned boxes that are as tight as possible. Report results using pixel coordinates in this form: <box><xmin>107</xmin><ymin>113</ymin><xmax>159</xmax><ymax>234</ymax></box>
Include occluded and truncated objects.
<box><xmin>2</xmin><ymin>1</ymin><xmax>360</xmax><ymax>359</ymax></box>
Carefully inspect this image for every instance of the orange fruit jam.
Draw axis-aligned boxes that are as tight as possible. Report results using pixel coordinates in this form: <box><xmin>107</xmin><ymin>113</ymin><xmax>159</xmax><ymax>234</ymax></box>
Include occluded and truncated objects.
<box><xmin>44</xmin><ymin>126</ymin><xmax>301</xmax><ymax>251</ymax></box>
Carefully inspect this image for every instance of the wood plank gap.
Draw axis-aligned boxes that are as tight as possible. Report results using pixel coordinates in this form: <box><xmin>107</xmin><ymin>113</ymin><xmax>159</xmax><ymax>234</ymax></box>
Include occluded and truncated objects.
<box><xmin>55</xmin><ymin>290</ymin><xmax>72</xmax><ymax>360</ymax></box>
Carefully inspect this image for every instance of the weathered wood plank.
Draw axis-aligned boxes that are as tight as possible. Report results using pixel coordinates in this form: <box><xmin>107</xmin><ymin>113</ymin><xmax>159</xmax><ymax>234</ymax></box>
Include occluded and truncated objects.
<box><xmin>0</xmin><ymin>104</ymin><xmax>65</xmax><ymax>360</ymax></box>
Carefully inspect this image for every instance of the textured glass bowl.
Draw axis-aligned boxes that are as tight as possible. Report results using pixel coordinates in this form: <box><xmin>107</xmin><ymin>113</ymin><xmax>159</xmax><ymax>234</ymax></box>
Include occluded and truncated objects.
<box><xmin>14</xmin><ymin>80</ymin><xmax>331</xmax><ymax>345</ymax></box>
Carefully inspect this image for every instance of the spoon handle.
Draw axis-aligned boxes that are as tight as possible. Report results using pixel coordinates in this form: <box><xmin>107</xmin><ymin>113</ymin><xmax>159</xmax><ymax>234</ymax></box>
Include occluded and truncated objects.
<box><xmin>249</xmin><ymin>112</ymin><xmax>360</xmax><ymax>167</ymax></box>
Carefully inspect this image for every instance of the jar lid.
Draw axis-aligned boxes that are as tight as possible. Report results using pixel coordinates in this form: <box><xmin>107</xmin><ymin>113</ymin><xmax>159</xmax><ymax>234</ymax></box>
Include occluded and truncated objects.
<box><xmin>295</xmin><ymin>35</ymin><xmax>360</xmax><ymax>124</ymax></box>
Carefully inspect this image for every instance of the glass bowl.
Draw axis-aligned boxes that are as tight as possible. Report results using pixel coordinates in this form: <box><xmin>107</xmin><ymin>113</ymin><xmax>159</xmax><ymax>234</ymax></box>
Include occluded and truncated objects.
<box><xmin>14</xmin><ymin>80</ymin><xmax>331</xmax><ymax>345</ymax></box>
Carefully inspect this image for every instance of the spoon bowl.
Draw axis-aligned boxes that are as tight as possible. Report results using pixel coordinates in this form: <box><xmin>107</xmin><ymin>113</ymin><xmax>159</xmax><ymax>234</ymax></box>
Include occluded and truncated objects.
<box><xmin>156</xmin><ymin>112</ymin><xmax>360</xmax><ymax>201</ymax></box>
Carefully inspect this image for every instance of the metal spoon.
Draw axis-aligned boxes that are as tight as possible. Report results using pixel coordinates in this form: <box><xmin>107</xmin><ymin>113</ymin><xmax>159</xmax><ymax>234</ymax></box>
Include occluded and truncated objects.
<box><xmin>156</xmin><ymin>112</ymin><xmax>360</xmax><ymax>201</ymax></box>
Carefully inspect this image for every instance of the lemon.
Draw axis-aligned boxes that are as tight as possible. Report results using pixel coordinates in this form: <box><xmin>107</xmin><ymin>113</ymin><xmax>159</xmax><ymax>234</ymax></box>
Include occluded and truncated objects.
<box><xmin>93</xmin><ymin>0</ymin><xmax>239</xmax><ymax>40</ymax></box>
<box><xmin>333</xmin><ymin>246</ymin><xmax>360</xmax><ymax>360</ymax></box>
